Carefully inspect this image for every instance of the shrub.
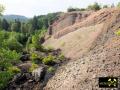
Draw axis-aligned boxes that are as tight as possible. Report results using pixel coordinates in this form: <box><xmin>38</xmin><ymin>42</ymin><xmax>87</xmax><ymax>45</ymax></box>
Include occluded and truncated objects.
<box><xmin>29</xmin><ymin>63</ymin><xmax>38</xmax><ymax>72</ymax></box>
<box><xmin>2</xmin><ymin>38</ymin><xmax>23</xmax><ymax>52</ymax></box>
<box><xmin>0</xmin><ymin>30</ymin><xmax>9</xmax><ymax>47</ymax></box>
<box><xmin>0</xmin><ymin>49</ymin><xmax>21</xmax><ymax>69</ymax></box>
<box><xmin>7</xmin><ymin>66</ymin><xmax>20</xmax><ymax>74</ymax></box>
<box><xmin>46</xmin><ymin>46</ymin><xmax>54</xmax><ymax>52</ymax></box>
<box><xmin>115</xmin><ymin>30</ymin><xmax>120</xmax><ymax>36</ymax></box>
<box><xmin>58</xmin><ymin>54</ymin><xmax>65</xmax><ymax>61</ymax></box>
<box><xmin>47</xmin><ymin>67</ymin><xmax>55</xmax><ymax>73</ymax></box>
<box><xmin>42</xmin><ymin>55</ymin><xmax>55</xmax><ymax>65</ymax></box>
<box><xmin>67</xmin><ymin>7</ymin><xmax>80</xmax><ymax>12</ymax></box>
<box><xmin>31</xmin><ymin>53</ymin><xmax>38</xmax><ymax>60</ymax></box>
<box><xmin>0</xmin><ymin>71</ymin><xmax>13</xmax><ymax>90</ymax></box>
<box><xmin>87</xmin><ymin>2</ymin><xmax>101</xmax><ymax>11</ymax></box>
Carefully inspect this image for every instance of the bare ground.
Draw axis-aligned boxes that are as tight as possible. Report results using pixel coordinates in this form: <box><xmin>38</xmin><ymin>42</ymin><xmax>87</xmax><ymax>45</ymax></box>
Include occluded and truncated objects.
<box><xmin>43</xmin><ymin>8</ymin><xmax>120</xmax><ymax>90</ymax></box>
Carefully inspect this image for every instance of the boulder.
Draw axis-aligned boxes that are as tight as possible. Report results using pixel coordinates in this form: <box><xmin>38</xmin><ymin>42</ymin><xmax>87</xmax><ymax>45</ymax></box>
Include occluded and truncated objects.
<box><xmin>12</xmin><ymin>73</ymin><xmax>31</xmax><ymax>85</ymax></box>
<box><xmin>18</xmin><ymin>62</ymin><xmax>32</xmax><ymax>73</ymax></box>
<box><xmin>20</xmin><ymin>54</ymin><xmax>30</xmax><ymax>62</ymax></box>
<box><xmin>32</xmin><ymin>67</ymin><xmax>46</xmax><ymax>82</ymax></box>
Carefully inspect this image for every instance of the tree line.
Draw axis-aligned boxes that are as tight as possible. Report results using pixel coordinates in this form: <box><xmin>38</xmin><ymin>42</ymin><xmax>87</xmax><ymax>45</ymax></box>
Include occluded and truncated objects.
<box><xmin>67</xmin><ymin>2</ymin><xmax>120</xmax><ymax>12</ymax></box>
<box><xmin>0</xmin><ymin>12</ymin><xmax>60</xmax><ymax>35</ymax></box>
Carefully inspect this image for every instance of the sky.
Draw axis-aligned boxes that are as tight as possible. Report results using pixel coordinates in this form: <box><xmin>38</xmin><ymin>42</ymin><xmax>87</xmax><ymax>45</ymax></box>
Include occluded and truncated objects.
<box><xmin>0</xmin><ymin>0</ymin><xmax>119</xmax><ymax>17</ymax></box>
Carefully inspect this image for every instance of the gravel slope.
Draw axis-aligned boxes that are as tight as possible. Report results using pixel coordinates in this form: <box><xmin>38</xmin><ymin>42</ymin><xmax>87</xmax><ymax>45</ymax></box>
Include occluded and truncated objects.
<box><xmin>43</xmin><ymin>8</ymin><xmax>120</xmax><ymax>90</ymax></box>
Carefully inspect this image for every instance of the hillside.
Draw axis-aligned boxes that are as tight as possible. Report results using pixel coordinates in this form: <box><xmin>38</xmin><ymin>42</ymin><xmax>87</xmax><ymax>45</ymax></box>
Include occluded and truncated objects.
<box><xmin>2</xmin><ymin>15</ymin><xmax>28</xmax><ymax>22</ymax></box>
<box><xmin>43</xmin><ymin>8</ymin><xmax>120</xmax><ymax>90</ymax></box>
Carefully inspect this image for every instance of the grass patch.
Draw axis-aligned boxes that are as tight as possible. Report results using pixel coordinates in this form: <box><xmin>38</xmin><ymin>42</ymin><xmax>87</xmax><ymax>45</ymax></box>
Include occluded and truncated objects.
<box><xmin>47</xmin><ymin>67</ymin><xmax>55</xmax><ymax>73</ymax></box>
<box><xmin>42</xmin><ymin>55</ymin><xmax>55</xmax><ymax>65</ymax></box>
<box><xmin>29</xmin><ymin>63</ymin><xmax>39</xmax><ymax>72</ymax></box>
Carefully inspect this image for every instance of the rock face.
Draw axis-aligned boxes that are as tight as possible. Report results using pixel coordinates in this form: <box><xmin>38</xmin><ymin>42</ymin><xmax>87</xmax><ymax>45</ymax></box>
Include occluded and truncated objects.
<box><xmin>44</xmin><ymin>8</ymin><xmax>120</xmax><ymax>90</ymax></box>
<box><xmin>48</xmin><ymin>11</ymin><xmax>92</xmax><ymax>35</ymax></box>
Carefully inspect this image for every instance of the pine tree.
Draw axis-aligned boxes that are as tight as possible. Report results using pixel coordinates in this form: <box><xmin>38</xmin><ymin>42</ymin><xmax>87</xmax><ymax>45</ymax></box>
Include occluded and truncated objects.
<box><xmin>1</xmin><ymin>19</ymin><xmax>9</xmax><ymax>31</ymax></box>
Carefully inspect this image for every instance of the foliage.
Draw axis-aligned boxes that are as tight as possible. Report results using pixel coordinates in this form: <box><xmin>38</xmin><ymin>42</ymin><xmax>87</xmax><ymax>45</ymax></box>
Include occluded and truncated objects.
<box><xmin>8</xmin><ymin>66</ymin><xmax>20</xmax><ymax>74</ymax></box>
<box><xmin>67</xmin><ymin>7</ymin><xmax>81</xmax><ymax>12</ymax></box>
<box><xmin>117</xmin><ymin>2</ymin><xmax>120</xmax><ymax>8</ymax></box>
<box><xmin>58</xmin><ymin>53</ymin><xmax>65</xmax><ymax>61</ymax></box>
<box><xmin>0</xmin><ymin>31</ymin><xmax>25</xmax><ymax>52</ymax></box>
<box><xmin>31</xmin><ymin>52</ymin><xmax>38</xmax><ymax>60</ymax></box>
<box><xmin>0</xmin><ymin>49</ymin><xmax>21</xmax><ymax>89</ymax></box>
<box><xmin>87</xmin><ymin>2</ymin><xmax>101</xmax><ymax>11</ymax></box>
<box><xmin>27</xmin><ymin>30</ymin><xmax>46</xmax><ymax>52</ymax></box>
<box><xmin>0</xmin><ymin>71</ymin><xmax>13</xmax><ymax>90</ymax></box>
<box><xmin>115</xmin><ymin>30</ymin><xmax>120</xmax><ymax>36</ymax></box>
<box><xmin>1</xmin><ymin>19</ymin><xmax>9</xmax><ymax>31</ymax></box>
<box><xmin>37</xmin><ymin>12</ymin><xmax>60</xmax><ymax>28</ymax></box>
<box><xmin>103</xmin><ymin>5</ymin><xmax>108</xmax><ymax>8</ymax></box>
<box><xmin>0</xmin><ymin>30</ymin><xmax>9</xmax><ymax>47</ymax></box>
<box><xmin>0</xmin><ymin>49</ymin><xmax>21</xmax><ymax>69</ymax></box>
<box><xmin>3</xmin><ymin>37</ymin><xmax>23</xmax><ymax>52</ymax></box>
<box><xmin>29</xmin><ymin>63</ymin><xmax>38</xmax><ymax>72</ymax></box>
<box><xmin>11</xmin><ymin>20</ymin><xmax>21</xmax><ymax>32</ymax></box>
<box><xmin>0</xmin><ymin>4</ymin><xmax>5</xmax><ymax>15</ymax></box>
<box><xmin>46</xmin><ymin>46</ymin><xmax>54</xmax><ymax>52</ymax></box>
<box><xmin>31</xmin><ymin>16</ymin><xmax>39</xmax><ymax>30</ymax></box>
<box><xmin>47</xmin><ymin>67</ymin><xmax>55</xmax><ymax>73</ymax></box>
<box><xmin>42</xmin><ymin>55</ymin><xmax>55</xmax><ymax>65</ymax></box>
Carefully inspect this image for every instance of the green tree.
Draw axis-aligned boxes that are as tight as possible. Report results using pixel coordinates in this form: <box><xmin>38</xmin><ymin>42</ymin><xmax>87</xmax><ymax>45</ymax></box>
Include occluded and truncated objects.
<box><xmin>31</xmin><ymin>16</ymin><xmax>39</xmax><ymax>30</ymax></box>
<box><xmin>0</xmin><ymin>4</ymin><xmax>5</xmax><ymax>15</ymax></box>
<box><xmin>1</xmin><ymin>19</ymin><xmax>9</xmax><ymax>31</ymax></box>
<box><xmin>11</xmin><ymin>20</ymin><xmax>21</xmax><ymax>32</ymax></box>
<box><xmin>67</xmin><ymin>7</ymin><xmax>80</xmax><ymax>12</ymax></box>
<box><xmin>117</xmin><ymin>2</ymin><xmax>120</xmax><ymax>8</ymax></box>
<box><xmin>103</xmin><ymin>5</ymin><xmax>108</xmax><ymax>8</ymax></box>
<box><xmin>0</xmin><ymin>48</ymin><xmax>21</xmax><ymax>89</ymax></box>
<box><xmin>88</xmin><ymin>2</ymin><xmax>101</xmax><ymax>11</ymax></box>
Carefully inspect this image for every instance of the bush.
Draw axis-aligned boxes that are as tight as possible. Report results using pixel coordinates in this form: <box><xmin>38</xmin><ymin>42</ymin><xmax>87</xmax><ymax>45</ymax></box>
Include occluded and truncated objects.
<box><xmin>2</xmin><ymin>38</ymin><xmax>23</xmax><ymax>52</ymax></box>
<box><xmin>7</xmin><ymin>66</ymin><xmax>20</xmax><ymax>74</ymax></box>
<box><xmin>0</xmin><ymin>30</ymin><xmax>9</xmax><ymax>47</ymax></box>
<box><xmin>0</xmin><ymin>48</ymin><xmax>21</xmax><ymax>89</ymax></box>
<box><xmin>0</xmin><ymin>49</ymin><xmax>21</xmax><ymax>69</ymax></box>
<box><xmin>46</xmin><ymin>46</ymin><xmax>54</xmax><ymax>52</ymax></box>
<box><xmin>31</xmin><ymin>53</ymin><xmax>38</xmax><ymax>60</ymax></box>
<box><xmin>47</xmin><ymin>67</ymin><xmax>55</xmax><ymax>73</ymax></box>
<box><xmin>42</xmin><ymin>55</ymin><xmax>55</xmax><ymax>65</ymax></box>
<box><xmin>0</xmin><ymin>71</ymin><xmax>13</xmax><ymax>90</ymax></box>
<box><xmin>58</xmin><ymin>54</ymin><xmax>65</xmax><ymax>60</ymax></box>
<box><xmin>29</xmin><ymin>63</ymin><xmax>38</xmax><ymax>72</ymax></box>
<box><xmin>87</xmin><ymin>2</ymin><xmax>101</xmax><ymax>11</ymax></box>
<box><xmin>27</xmin><ymin>31</ymin><xmax>45</xmax><ymax>52</ymax></box>
<box><xmin>67</xmin><ymin>7</ymin><xmax>79</xmax><ymax>12</ymax></box>
<box><xmin>115</xmin><ymin>30</ymin><xmax>120</xmax><ymax>36</ymax></box>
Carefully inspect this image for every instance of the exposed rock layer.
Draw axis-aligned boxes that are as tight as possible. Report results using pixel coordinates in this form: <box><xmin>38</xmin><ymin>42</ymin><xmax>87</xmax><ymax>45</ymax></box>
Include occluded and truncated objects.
<box><xmin>44</xmin><ymin>8</ymin><xmax>120</xmax><ymax>90</ymax></box>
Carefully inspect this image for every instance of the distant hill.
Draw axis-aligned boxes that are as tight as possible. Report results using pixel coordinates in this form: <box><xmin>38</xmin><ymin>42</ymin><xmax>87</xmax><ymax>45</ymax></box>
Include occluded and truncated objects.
<box><xmin>2</xmin><ymin>15</ymin><xmax>28</xmax><ymax>22</ymax></box>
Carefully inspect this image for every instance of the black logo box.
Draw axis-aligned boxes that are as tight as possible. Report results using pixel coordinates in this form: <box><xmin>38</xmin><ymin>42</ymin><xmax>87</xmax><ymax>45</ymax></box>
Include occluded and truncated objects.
<box><xmin>99</xmin><ymin>77</ymin><xmax>119</xmax><ymax>88</ymax></box>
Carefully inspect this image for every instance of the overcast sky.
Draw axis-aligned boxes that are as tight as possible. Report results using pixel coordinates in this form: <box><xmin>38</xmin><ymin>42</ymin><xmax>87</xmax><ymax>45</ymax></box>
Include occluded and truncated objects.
<box><xmin>0</xmin><ymin>0</ymin><xmax>119</xmax><ymax>17</ymax></box>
